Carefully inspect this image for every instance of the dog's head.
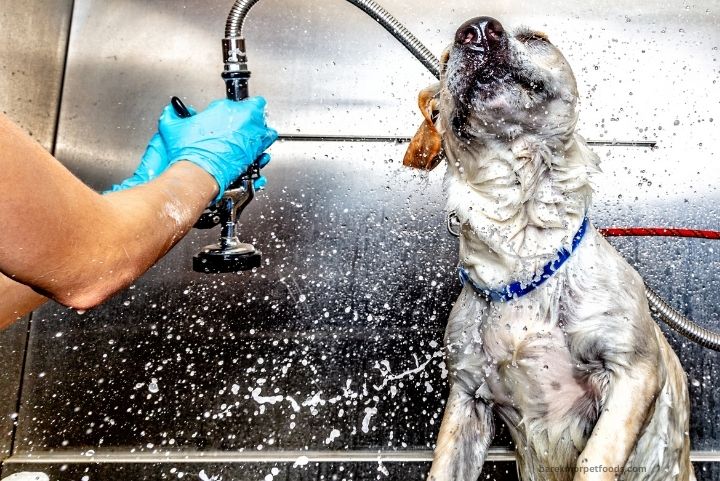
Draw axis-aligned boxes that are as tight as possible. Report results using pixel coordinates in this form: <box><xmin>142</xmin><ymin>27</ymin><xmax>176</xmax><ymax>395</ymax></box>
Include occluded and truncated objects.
<box><xmin>404</xmin><ymin>17</ymin><xmax>579</xmax><ymax>170</ymax></box>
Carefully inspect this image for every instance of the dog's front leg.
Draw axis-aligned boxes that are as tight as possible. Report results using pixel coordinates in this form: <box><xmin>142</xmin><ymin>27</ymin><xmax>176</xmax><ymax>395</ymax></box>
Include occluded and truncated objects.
<box><xmin>428</xmin><ymin>385</ymin><xmax>494</xmax><ymax>481</ymax></box>
<box><xmin>574</xmin><ymin>365</ymin><xmax>658</xmax><ymax>481</ymax></box>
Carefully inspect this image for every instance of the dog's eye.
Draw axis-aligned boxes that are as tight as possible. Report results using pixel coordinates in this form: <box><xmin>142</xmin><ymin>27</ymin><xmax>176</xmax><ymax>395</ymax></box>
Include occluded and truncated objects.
<box><xmin>517</xmin><ymin>31</ymin><xmax>549</xmax><ymax>44</ymax></box>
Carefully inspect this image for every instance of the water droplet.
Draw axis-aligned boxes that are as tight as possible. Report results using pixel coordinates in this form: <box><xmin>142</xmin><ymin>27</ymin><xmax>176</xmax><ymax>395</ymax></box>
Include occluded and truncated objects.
<box><xmin>148</xmin><ymin>379</ymin><xmax>159</xmax><ymax>393</ymax></box>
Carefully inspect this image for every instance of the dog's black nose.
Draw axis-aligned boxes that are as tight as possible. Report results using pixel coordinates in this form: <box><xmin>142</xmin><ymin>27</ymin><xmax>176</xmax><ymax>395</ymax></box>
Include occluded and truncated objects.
<box><xmin>455</xmin><ymin>16</ymin><xmax>506</xmax><ymax>51</ymax></box>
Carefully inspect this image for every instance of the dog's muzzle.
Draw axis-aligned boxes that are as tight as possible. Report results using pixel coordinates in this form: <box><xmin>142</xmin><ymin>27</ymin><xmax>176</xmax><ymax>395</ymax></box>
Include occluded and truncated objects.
<box><xmin>448</xmin><ymin>16</ymin><xmax>511</xmax><ymax>135</ymax></box>
<box><xmin>455</xmin><ymin>16</ymin><xmax>506</xmax><ymax>54</ymax></box>
<box><xmin>453</xmin><ymin>16</ymin><xmax>509</xmax><ymax>78</ymax></box>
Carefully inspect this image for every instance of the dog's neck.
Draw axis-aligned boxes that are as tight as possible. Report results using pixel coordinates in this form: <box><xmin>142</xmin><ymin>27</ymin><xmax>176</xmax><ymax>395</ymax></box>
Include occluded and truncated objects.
<box><xmin>443</xmin><ymin>132</ymin><xmax>600</xmax><ymax>290</ymax></box>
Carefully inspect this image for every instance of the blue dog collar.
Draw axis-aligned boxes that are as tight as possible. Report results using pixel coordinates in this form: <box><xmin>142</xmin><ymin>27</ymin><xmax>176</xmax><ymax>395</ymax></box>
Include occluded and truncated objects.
<box><xmin>458</xmin><ymin>217</ymin><xmax>590</xmax><ymax>303</ymax></box>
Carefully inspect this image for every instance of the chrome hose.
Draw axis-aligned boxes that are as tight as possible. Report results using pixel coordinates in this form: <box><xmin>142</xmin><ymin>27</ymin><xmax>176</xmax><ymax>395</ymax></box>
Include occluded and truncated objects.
<box><xmin>646</xmin><ymin>286</ymin><xmax>720</xmax><ymax>351</ymax></box>
<box><xmin>225</xmin><ymin>0</ymin><xmax>441</xmax><ymax>79</ymax></box>
<box><xmin>224</xmin><ymin>0</ymin><xmax>255</xmax><ymax>37</ymax></box>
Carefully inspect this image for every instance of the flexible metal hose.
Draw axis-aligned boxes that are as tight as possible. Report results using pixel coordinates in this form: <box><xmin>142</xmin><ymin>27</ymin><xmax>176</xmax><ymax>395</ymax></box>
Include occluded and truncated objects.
<box><xmin>225</xmin><ymin>0</ymin><xmax>441</xmax><ymax>79</ymax></box>
<box><xmin>646</xmin><ymin>286</ymin><xmax>720</xmax><ymax>351</ymax></box>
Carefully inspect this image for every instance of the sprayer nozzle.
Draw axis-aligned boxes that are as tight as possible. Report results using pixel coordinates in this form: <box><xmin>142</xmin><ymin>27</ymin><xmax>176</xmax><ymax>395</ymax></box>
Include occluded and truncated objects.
<box><xmin>193</xmin><ymin>242</ymin><xmax>261</xmax><ymax>273</ymax></box>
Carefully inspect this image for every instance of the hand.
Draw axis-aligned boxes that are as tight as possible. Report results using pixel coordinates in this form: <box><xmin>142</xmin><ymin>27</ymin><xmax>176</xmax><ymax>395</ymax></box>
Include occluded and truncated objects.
<box><xmin>108</xmin><ymin>98</ymin><xmax>276</xmax><ymax>196</ymax></box>
<box><xmin>107</xmin><ymin>133</ymin><xmax>170</xmax><ymax>192</ymax></box>
<box><xmin>158</xmin><ymin>97</ymin><xmax>278</xmax><ymax>201</ymax></box>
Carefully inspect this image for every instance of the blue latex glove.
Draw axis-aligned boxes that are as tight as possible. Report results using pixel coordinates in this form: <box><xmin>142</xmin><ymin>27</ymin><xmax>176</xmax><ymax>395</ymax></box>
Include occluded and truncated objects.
<box><xmin>108</xmin><ymin>103</ymin><xmax>198</xmax><ymax>192</ymax></box>
<box><xmin>108</xmin><ymin>99</ymin><xmax>274</xmax><ymax>195</ymax></box>
<box><xmin>159</xmin><ymin>97</ymin><xmax>278</xmax><ymax>202</ymax></box>
<box><xmin>107</xmin><ymin>133</ymin><xmax>171</xmax><ymax>192</ymax></box>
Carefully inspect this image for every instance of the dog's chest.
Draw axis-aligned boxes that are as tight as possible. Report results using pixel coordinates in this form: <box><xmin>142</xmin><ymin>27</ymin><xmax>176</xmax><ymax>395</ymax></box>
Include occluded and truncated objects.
<box><xmin>447</xmin><ymin>288</ymin><xmax>597</xmax><ymax>424</ymax></box>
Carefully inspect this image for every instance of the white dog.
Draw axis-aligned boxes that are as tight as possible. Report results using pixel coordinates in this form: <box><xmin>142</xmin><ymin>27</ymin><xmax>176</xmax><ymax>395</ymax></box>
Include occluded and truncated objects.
<box><xmin>403</xmin><ymin>16</ymin><xmax>694</xmax><ymax>481</ymax></box>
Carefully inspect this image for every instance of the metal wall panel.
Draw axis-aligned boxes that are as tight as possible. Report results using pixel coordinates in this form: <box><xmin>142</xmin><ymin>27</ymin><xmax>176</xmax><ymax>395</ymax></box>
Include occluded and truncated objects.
<box><xmin>53</xmin><ymin>0</ymin><xmax>720</xmax><ymax>200</ymax></box>
<box><xmin>0</xmin><ymin>0</ymin><xmax>73</xmax><ymax>151</ymax></box>
<box><xmin>17</xmin><ymin>142</ymin><xmax>465</xmax><ymax>453</ymax></box>
<box><xmin>0</xmin><ymin>0</ymin><xmax>74</xmax><ymax>462</ymax></box>
<box><xmin>8</xmin><ymin>0</ymin><xmax>720</xmax><ymax>478</ymax></box>
<box><xmin>0</xmin><ymin>321</ymin><xmax>27</xmax><ymax>460</ymax></box>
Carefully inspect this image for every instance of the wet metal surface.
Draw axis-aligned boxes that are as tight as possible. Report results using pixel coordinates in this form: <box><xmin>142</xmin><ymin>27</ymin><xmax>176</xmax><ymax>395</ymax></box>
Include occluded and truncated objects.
<box><xmin>17</xmin><ymin>143</ymin><xmax>464</xmax><ymax>452</ymax></box>
<box><xmin>16</xmin><ymin>144</ymin><xmax>720</xmax><ymax>456</ymax></box>
<box><xmin>2</xmin><ymin>462</ymin><xmax>720</xmax><ymax>481</ymax></box>
<box><xmin>0</xmin><ymin>461</ymin><xmax>514</xmax><ymax>481</ymax></box>
<box><xmin>0</xmin><ymin>0</ymin><xmax>73</xmax><ymax>150</ymax></box>
<box><xmin>0</xmin><ymin>321</ymin><xmax>27</xmax><ymax>459</ymax></box>
<box><xmin>1</xmin><ymin>0</ymin><xmax>719</xmax><ymax>478</ymax></box>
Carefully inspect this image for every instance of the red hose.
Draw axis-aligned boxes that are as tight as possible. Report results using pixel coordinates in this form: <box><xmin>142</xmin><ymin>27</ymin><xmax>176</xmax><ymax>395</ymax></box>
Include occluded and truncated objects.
<box><xmin>598</xmin><ymin>225</ymin><xmax>720</xmax><ymax>351</ymax></box>
<box><xmin>599</xmin><ymin>227</ymin><xmax>720</xmax><ymax>239</ymax></box>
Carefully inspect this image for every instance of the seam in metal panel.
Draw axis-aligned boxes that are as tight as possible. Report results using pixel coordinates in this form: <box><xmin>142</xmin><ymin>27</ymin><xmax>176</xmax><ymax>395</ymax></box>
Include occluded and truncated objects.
<box><xmin>4</xmin><ymin>314</ymin><xmax>31</xmax><ymax>460</ymax></box>
<box><xmin>276</xmin><ymin>135</ymin><xmax>657</xmax><ymax>148</ymax></box>
<box><xmin>9</xmin><ymin>0</ymin><xmax>76</xmax><ymax>460</ymax></box>
<box><xmin>49</xmin><ymin>0</ymin><xmax>76</xmax><ymax>157</ymax></box>
<box><xmin>5</xmin><ymin>449</ymin><xmax>720</xmax><ymax>464</ymax></box>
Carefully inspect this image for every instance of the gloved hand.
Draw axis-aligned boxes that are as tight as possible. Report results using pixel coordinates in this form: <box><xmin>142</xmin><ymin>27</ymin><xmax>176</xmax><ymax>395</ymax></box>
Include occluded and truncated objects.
<box><xmin>158</xmin><ymin>97</ymin><xmax>278</xmax><ymax>202</ymax></box>
<box><xmin>107</xmin><ymin>133</ymin><xmax>171</xmax><ymax>192</ymax></box>
<box><xmin>108</xmin><ymin>98</ymin><xmax>276</xmax><ymax>197</ymax></box>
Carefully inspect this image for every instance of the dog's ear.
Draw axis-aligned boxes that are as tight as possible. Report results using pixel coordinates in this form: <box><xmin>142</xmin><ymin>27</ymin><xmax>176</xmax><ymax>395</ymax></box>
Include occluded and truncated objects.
<box><xmin>403</xmin><ymin>83</ymin><xmax>444</xmax><ymax>170</ymax></box>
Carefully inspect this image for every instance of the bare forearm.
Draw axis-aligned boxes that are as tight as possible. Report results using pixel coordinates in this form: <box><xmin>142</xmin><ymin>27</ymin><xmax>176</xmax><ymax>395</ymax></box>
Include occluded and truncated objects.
<box><xmin>62</xmin><ymin>161</ymin><xmax>218</xmax><ymax>308</ymax></box>
<box><xmin>0</xmin><ymin>161</ymin><xmax>215</xmax><ymax>318</ymax></box>
<box><xmin>1</xmin><ymin>112</ymin><xmax>220</xmax><ymax>311</ymax></box>
<box><xmin>0</xmin><ymin>273</ymin><xmax>47</xmax><ymax>328</ymax></box>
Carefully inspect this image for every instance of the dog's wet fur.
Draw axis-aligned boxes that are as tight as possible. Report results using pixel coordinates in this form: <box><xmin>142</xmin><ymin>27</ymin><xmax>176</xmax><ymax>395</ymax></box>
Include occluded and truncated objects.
<box><xmin>404</xmin><ymin>17</ymin><xmax>694</xmax><ymax>481</ymax></box>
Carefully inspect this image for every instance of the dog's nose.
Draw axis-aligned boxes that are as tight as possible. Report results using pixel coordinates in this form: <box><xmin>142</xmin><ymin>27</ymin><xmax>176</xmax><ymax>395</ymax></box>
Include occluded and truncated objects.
<box><xmin>455</xmin><ymin>16</ymin><xmax>506</xmax><ymax>51</ymax></box>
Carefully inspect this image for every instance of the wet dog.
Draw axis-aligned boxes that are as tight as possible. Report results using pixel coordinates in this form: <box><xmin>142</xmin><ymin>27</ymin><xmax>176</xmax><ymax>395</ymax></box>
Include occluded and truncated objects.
<box><xmin>404</xmin><ymin>17</ymin><xmax>694</xmax><ymax>481</ymax></box>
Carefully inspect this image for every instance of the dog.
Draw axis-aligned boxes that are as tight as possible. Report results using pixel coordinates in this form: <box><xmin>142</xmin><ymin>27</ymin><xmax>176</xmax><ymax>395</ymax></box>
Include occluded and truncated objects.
<box><xmin>403</xmin><ymin>17</ymin><xmax>694</xmax><ymax>481</ymax></box>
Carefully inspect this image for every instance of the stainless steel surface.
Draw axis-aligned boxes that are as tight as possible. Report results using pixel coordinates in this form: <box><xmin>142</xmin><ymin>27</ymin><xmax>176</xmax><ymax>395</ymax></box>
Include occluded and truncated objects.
<box><xmin>15</xmin><ymin>143</ymin><xmax>720</xmax><ymax>454</ymax></box>
<box><xmin>0</xmin><ymin>0</ymin><xmax>73</xmax><ymax>151</ymax></box>
<box><xmin>0</xmin><ymin>461</ymin><xmax>513</xmax><ymax>481</ymax></box>
<box><xmin>18</xmin><ymin>141</ymin><xmax>467</xmax><ymax>452</ymax></box>
<box><xmin>0</xmin><ymin>320</ymin><xmax>28</xmax><ymax>460</ymax></box>
<box><xmin>0</xmin><ymin>0</ymin><xmax>74</xmax><ymax>461</ymax></box>
<box><xmin>3</xmin><ymin>463</ymin><xmax>720</xmax><ymax>481</ymax></box>
<box><xmin>54</xmin><ymin>0</ymin><xmax>720</xmax><ymax>193</ymax></box>
<box><xmin>4</xmin><ymin>0</ymin><xmax>720</xmax><ymax>477</ymax></box>
<box><xmin>225</xmin><ymin>0</ymin><xmax>441</xmax><ymax>78</ymax></box>
<box><xmin>222</xmin><ymin>36</ymin><xmax>247</xmax><ymax>72</ymax></box>
<box><xmin>7</xmin><ymin>448</ymin><xmax>720</xmax><ymax>464</ymax></box>
<box><xmin>2</xmin><ymin>448</ymin><xmax>505</xmax><ymax>463</ymax></box>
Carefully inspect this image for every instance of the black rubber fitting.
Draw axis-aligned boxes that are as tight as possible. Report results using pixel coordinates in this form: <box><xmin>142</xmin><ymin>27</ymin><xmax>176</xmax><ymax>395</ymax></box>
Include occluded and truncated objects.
<box><xmin>222</xmin><ymin>70</ymin><xmax>251</xmax><ymax>101</ymax></box>
<box><xmin>193</xmin><ymin>247</ymin><xmax>262</xmax><ymax>273</ymax></box>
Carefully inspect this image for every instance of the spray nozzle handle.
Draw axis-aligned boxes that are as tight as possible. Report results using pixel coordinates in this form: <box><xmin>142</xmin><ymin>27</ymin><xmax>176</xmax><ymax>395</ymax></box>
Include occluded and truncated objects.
<box><xmin>170</xmin><ymin>96</ymin><xmax>193</xmax><ymax>118</ymax></box>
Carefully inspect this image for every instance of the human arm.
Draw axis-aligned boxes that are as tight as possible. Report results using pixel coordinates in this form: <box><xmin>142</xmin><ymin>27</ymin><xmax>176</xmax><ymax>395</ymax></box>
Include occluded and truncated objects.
<box><xmin>0</xmin><ymin>97</ymin><xmax>276</xmax><ymax>319</ymax></box>
<box><xmin>0</xmin><ymin>113</ymin><xmax>218</xmax><ymax>311</ymax></box>
<box><xmin>0</xmin><ymin>273</ymin><xmax>47</xmax><ymax>329</ymax></box>
<box><xmin>0</xmin><ymin>124</ymin><xmax>215</xmax><ymax>326</ymax></box>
